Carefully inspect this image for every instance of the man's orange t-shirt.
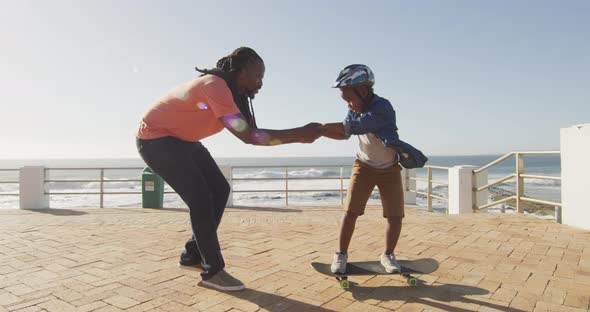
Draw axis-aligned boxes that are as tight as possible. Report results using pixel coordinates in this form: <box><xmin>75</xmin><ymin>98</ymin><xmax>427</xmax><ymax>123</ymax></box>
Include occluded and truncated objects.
<box><xmin>136</xmin><ymin>75</ymin><xmax>240</xmax><ymax>142</ymax></box>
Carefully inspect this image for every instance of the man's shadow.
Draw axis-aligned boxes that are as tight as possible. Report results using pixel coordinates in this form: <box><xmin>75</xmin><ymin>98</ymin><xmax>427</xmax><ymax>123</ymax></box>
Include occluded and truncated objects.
<box><xmin>347</xmin><ymin>281</ymin><xmax>525</xmax><ymax>312</ymax></box>
<box><xmin>230</xmin><ymin>205</ymin><xmax>303</xmax><ymax>213</ymax></box>
<box><xmin>202</xmin><ymin>286</ymin><xmax>332</xmax><ymax>311</ymax></box>
<box><xmin>137</xmin><ymin>206</ymin><xmax>303</xmax><ymax>213</ymax></box>
<box><xmin>210</xmin><ymin>281</ymin><xmax>523</xmax><ymax>312</ymax></box>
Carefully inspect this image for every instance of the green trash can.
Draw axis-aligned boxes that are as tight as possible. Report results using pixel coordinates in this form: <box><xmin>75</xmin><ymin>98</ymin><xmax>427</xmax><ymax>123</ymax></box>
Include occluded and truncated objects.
<box><xmin>142</xmin><ymin>167</ymin><xmax>164</xmax><ymax>208</ymax></box>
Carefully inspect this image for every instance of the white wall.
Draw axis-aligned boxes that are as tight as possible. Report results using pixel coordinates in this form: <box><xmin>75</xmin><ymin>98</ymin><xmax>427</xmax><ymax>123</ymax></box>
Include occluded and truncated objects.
<box><xmin>560</xmin><ymin>124</ymin><xmax>590</xmax><ymax>230</ymax></box>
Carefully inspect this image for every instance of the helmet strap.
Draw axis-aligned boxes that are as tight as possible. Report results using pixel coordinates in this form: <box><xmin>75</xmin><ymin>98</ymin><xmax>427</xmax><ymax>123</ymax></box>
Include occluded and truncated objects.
<box><xmin>353</xmin><ymin>87</ymin><xmax>372</xmax><ymax>109</ymax></box>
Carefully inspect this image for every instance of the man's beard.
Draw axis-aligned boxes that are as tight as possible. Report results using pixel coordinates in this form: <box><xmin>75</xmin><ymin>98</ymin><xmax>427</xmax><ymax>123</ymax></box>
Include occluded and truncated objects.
<box><xmin>247</xmin><ymin>88</ymin><xmax>259</xmax><ymax>99</ymax></box>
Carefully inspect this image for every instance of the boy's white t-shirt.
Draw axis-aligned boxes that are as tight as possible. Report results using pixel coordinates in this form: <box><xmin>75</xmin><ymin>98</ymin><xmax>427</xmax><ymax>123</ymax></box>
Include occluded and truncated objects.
<box><xmin>356</xmin><ymin>133</ymin><xmax>397</xmax><ymax>169</ymax></box>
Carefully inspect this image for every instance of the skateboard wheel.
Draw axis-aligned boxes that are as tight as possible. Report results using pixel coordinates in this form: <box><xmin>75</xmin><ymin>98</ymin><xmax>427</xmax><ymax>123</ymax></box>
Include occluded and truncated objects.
<box><xmin>407</xmin><ymin>277</ymin><xmax>418</xmax><ymax>286</ymax></box>
<box><xmin>339</xmin><ymin>278</ymin><xmax>350</xmax><ymax>289</ymax></box>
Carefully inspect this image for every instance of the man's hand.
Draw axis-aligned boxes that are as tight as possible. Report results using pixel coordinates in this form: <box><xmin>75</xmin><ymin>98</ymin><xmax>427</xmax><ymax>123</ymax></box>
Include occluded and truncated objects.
<box><xmin>321</xmin><ymin>122</ymin><xmax>348</xmax><ymax>140</ymax></box>
<box><xmin>299</xmin><ymin>122</ymin><xmax>324</xmax><ymax>143</ymax></box>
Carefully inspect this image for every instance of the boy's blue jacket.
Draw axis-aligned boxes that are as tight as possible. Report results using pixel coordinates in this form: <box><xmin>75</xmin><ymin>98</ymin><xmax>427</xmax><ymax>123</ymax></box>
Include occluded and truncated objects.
<box><xmin>343</xmin><ymin>95</ymin><xmax>428</xmax><ymax>169</ymax></box>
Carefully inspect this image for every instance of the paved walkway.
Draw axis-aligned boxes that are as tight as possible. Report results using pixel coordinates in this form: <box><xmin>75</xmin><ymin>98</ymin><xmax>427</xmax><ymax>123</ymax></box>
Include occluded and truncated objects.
<box><xmin>0</xmin><ymin>206</ymin><xmax>589</xmax><ymax>311</ymax></box>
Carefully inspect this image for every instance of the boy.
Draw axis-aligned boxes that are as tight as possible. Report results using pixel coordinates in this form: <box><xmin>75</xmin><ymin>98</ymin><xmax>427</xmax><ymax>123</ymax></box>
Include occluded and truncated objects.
<box><xmin>321</xmin><ymin>64</ymin><xmax>405</xmax><ymax>274</ymax></box>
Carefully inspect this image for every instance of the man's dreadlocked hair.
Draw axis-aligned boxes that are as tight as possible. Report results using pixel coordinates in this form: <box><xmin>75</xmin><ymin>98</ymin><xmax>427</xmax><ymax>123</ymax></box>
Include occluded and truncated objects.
<box><xmin>195</xmin><ymin>47</ymin><xmax>263</xmax><ymax>128</ymax></box>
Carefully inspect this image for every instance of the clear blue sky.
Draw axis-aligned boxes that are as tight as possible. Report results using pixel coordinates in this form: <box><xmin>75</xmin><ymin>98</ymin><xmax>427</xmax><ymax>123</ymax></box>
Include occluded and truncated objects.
<box><xmin>1</xmin><ymin>0</ymin><xmax>588</xmax><ymax>159</ymax></box>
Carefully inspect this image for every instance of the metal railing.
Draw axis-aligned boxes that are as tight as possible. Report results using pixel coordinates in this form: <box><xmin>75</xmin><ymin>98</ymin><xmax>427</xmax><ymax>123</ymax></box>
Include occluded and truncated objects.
<box><xmin>232</xmin><ymin>165</ymin><xmax>448</xmax><ymax>209</ymax></box>
<box><xmin>3</xmin><ymin>164</ymin><xmax>447</xmax><ymax>210</ymax></box>
<box><xmin>231</xmin><ymin>165</ymin><xmax>350</xmax><ymax>206</ymax></box>
<box><xmin>44</xmin><ymin>165</ymin><xmax>356</xmax><ymax>208</ymax></box>
<box><xmin>473</xmin><ymin>152</ymin><xmax>561</xmax><ymax>217</ymax></box>
<box><xmin>0</xmin><ymin>169</ymin><xmax>20</xmax><ymax>197</ymax></box>
<box><xmin>407</xmin><ymin>166</ymin><xmax>450</xmax><ymax>212</ymax></box>
<box><xmin>44</xmin><ymin>167</ymin><xmax>144</xmax><ymax>208</ymax></box>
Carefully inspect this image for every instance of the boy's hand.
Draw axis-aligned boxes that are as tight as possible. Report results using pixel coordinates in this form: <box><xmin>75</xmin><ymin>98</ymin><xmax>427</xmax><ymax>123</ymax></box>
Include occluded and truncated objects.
<box><xmin>299</xmin><ymin>123</ymin><xmax>324</xmax><ymax>143</ymax></box>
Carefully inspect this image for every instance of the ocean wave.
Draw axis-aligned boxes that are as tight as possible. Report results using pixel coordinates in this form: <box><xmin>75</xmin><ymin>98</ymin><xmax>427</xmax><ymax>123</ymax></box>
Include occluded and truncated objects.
<box><xmin>0</xmin><ymin>184</ymin><xmax>18</xmax><ymax>193</ymax></box>
<box><xmin>311</xmin><ymin>192</ymin><xmax>341</xmax><ymax>198</ymax></box>
<box><xmin>236</xmin><ymin>191</ymin><xmax>339</xmax><ymax>200</ymax></box>
<box><xmin>289</xmin><ymin>168</ymin><xmax>336</xmax><ymax>178</ymax></box>
<box><xmin>236</xmin><ymin>193</ymin><xmax>284</xmax><ymax>200</ymax></box>
<box><xmin>235</xmin><ymin>168</ymin><xmax>337</xmax><ymax>180</ymax></box>
<box><xmin>235</xmin><ymin>170</ymin><xmax>285</xmax><ymax>179</ymax></box>
<box><xmin>47</xmin><ymin>180</ymin><xmax>140</xmax><ymax>191</ymax></box>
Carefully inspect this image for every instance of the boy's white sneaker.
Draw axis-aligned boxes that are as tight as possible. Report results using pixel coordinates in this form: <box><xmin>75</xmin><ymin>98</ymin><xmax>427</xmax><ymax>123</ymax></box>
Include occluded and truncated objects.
<box><xmin>380</xmin><ymin>253</ymin><xmax>401</xmax><ymax>273</ymax></box>
<box><xmin>331</xmin><ymin>252</ymin><xmax>348</xmax><ymax>274</ymax></box>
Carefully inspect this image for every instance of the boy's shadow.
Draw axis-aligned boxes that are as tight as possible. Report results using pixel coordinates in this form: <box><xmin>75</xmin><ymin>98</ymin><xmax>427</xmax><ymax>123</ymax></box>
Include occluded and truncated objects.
<box><xmin>347</xmin><ymin>281</ymin><xmax>525</xmax><ymax>312</ymax></box>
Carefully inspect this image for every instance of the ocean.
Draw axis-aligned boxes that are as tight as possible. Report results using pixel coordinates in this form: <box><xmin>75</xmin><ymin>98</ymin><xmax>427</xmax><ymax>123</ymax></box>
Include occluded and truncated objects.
<box><xmin>0</xmin><ymin>155</ymin><xmax>561</xmax><ymax>211</ymax></box>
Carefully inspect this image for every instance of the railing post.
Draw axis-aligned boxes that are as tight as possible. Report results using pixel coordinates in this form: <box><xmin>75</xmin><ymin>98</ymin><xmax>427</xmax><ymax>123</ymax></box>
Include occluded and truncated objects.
<box><xmin>219</xmin><ymin>166</ymin><xmax>233</xmax><ymax>207</ymax></box>
<box><xmin>340</xmin><ymin>166</ymin><xmax>344</xmax><ymax>205</ymax></box>
<box><xmin>555</xmin><ymin>206</ymin><xmax>562</xmax><ymax>224</ymax></box>
<box><xmin>230</xmin><ymin>167</ymin><xmax>234</xmax><ymax>207</ymax></box>
<box><xmin>472</xmin><ymin>170</ymin><xmax>477</xmax><ymax>213</ymax></box>
<box><xmin>427</xmin><ymin>167</ymin><xmax>433</xmax><ymax>212</ymax></box>
<box><xmin>100</xmin><ymin>169</ymin><xmax>104</xmax><ymax>208</ymax></box>
<box><xmin>403</xmin><ymin>168</ymin><xmax>416</xmax><ymax>205</ymax></box>
<box><xmin>285</xmin><ymin>167</ymin><xmax>289</xmax><ymax>206</ymax></box>
<box><xmin>472</xmin><ymin>169</ymin><xmax>489</xmax><ymax>213</ymax></box>
<box><xmin>516</xmin><ymin>153</ymin><xmax>525</xmax><ymax>213</ymax></box>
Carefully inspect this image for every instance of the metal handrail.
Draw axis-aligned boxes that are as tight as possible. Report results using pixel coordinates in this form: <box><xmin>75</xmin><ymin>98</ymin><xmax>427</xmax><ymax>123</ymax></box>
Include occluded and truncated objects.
<box><xmin>232</xmin><ymin>165</ymin><xmax>345</xmax><ymax>169</ymax></box>
<box><xmin>429</xmin><ymin>194</ymin><xmax>447</xmax><ymax>201</ymax></box>
<box><xmin>232</xmin><ymin>177</ymin><xmax>343</xmax><ymax>181</ymax></box>
<box><xmin>232</xmin><ymin>165</ymin><xmax>359</xmax><ymax>206</ymax></box>
<box><xmin>516</xmin><ymin>151</ymin><xmax>561</xmax><ymax>155</ymax></box>
<box><xmin>520</xmin><ymin>196</ymin><xmax>562</xmax><ymax>207</ymax></box>
<box><xmin>4</xmin><ymin>164</ymin><xmax>451</xmax><ymax>210</ymax></box>
<box><xmin>47</xmin><ymin>179</ymin><xmax>142</xmax><ymax>183</ymax></box>
<box><xmin>233</xmin><ymin>164</ymin><xmax>450</xmax><ymax>209</ymax></box>
<box><xmin>474</xmin><ymin>151</ymin><xmax>560</xmax><ymax>173</ymax></box>
<box><xmin>478</xmin><ymin>196</ymin><xmax>517</xmax><ymax>210</ymax></box>
<box><xmin>0</xmin><ymin>169</ymin><xmax>19</xmax><ymax>196</ymax></box>
<box><xmin>474</xmin><ymin>153</ymin><xmax>515</xmax><ymax>173</ymax></box>
<box><xmin>520</xmin><ymin>174</ymin><xmax>561</xmax><ymax>181</ymax></box>
<box><xmin>411</xmin><ymin>178</ymin><xmax>448</xmax><ymax>185</ymax></box>
<box><xmin>426</xmin><ymin>165</ymin><xmax>451</xmax><ymax>170</ymax></box>
<box><xmin>48</xmin><ymin>191</ymin><xmax>141</xmax><ymax>195</ymax></box>
<box><xmin>407</xmin><ymin>165</ymin><xmax>450</xmax><ymax>212</ymax></box>
<box><xmin>41</xmin><ymin>165</ymin><xmax>359</xmax><ymax>208</ymax></box>
<box><xmin>233</xmin><ymin>189</ymin><xmax>343</xmax><ymax>193</ymax></box>
<box><xmin>476</xmin><ymin>174</ymin><xmax>516</xmax><ymax>192</ymax></box>
<box><xmin>47</xmin><ymin>167</ymin><xmax>144</xmax><ymax>170</ymax></box>
<box><xmin>44</xmin><ymin>167</ymin><xmax>144</xmax><ymax>208</ymax></box>
<box><xmin>473</xmin><ymin>151</ymin><xmax>561</xmax><ymax>216</ymax></box>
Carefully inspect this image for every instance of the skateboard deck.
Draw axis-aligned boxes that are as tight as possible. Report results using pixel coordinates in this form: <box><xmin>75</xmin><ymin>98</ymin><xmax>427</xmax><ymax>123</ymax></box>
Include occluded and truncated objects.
<box><xmin>311</xmin><ymin>258</ymin><xmax>439</xmax><ymax>289</ymax></box>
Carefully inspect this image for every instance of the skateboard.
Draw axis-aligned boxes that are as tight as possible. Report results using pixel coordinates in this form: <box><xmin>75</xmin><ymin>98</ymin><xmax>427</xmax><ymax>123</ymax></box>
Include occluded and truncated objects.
<box><xmin>311</xmin><ymin>258</ymin><xmax>439</xmax><ymax>289</ymax></box>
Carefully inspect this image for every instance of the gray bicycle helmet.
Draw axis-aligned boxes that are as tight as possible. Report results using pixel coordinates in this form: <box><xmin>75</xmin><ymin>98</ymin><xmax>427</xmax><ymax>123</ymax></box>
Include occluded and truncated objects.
<box><xmin>332</xmin><ymin>64</ymin><xmax>375</xmax><ymax>88</ymax></box>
